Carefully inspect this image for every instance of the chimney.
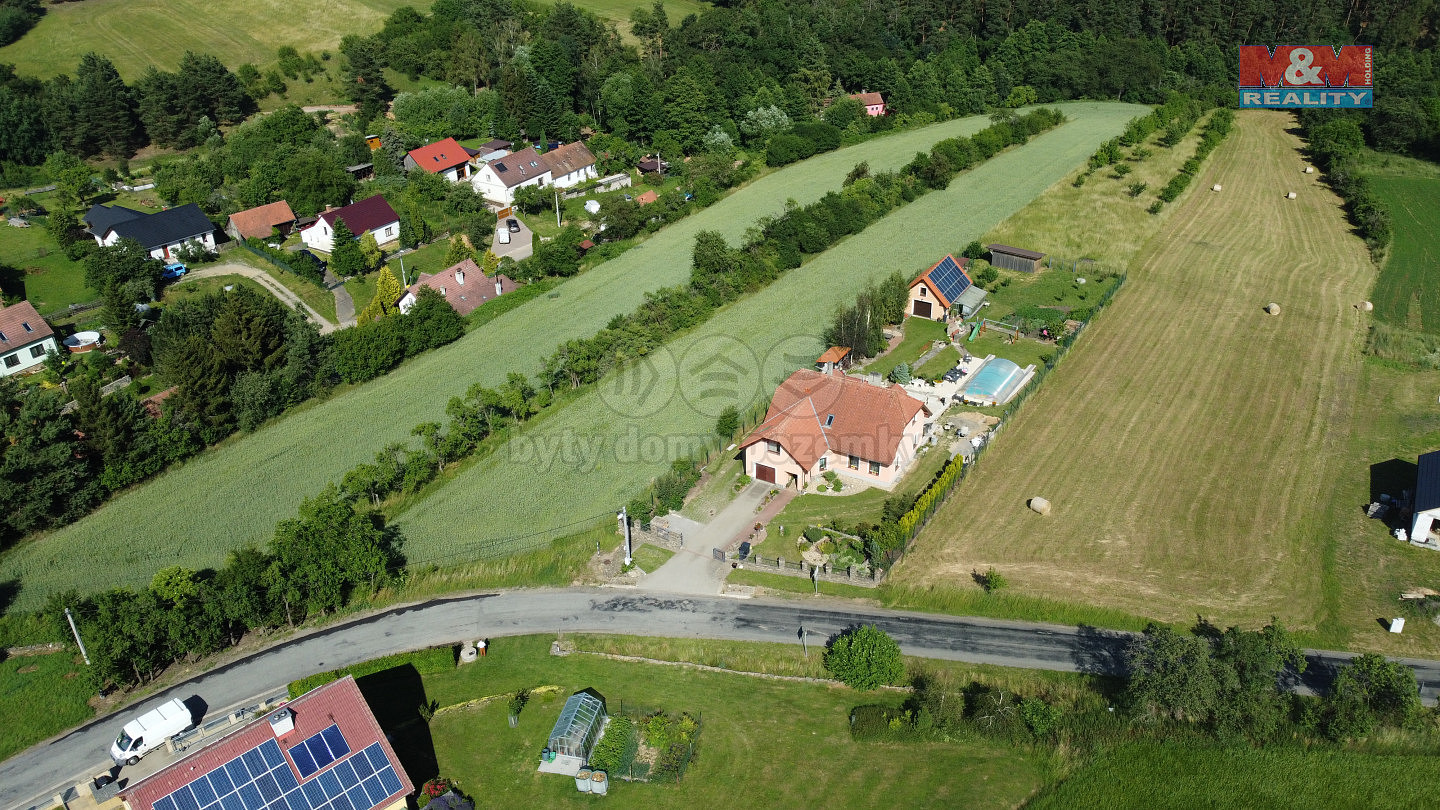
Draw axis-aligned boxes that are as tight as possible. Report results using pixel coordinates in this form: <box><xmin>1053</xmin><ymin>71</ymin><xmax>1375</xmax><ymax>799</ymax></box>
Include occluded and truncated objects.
<box><xmin>269</xmin><ymin>707</ymin><xmax>295</xmax><ymax>737</ymax></box>
<box><xmin>455</xmin><ymin>267</ymin><xmax>465</xmax><ymax>285</ymax></box>
<box><xmin>440</xmin><ymin>286</ymin><xmax>446</xmax><ymax>296</ymax></box>
<box><xmin>495</xmin><ymin>280</ymin><xmax>503</xmax><ymax>297</ymax></box>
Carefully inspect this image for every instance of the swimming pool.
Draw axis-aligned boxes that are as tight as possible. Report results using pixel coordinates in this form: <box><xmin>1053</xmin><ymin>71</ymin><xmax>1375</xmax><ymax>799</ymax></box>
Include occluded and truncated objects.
<box><xmin>962</xmin><ymin>358</ymin><xmax>1024</xmax><ymax>405</ymax></box>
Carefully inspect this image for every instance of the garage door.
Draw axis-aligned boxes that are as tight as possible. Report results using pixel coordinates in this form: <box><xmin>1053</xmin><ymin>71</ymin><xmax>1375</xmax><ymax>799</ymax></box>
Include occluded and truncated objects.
<box><xmin>912</xmin><ymin>300</ymin><xmax>932</xmax><ymax>318</ymax></box>
<box><xmin>755</xmin><ymin>464</ymin><xmax>776</xmax><ymax>484</ymax></box>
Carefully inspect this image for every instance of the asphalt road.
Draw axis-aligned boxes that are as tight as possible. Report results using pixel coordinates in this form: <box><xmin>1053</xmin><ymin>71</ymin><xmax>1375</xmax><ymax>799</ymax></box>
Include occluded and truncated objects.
<box><xmin>6</xmin><ymin>589</ymin><xmax>1440</xmax><ymax>810</ymax></box>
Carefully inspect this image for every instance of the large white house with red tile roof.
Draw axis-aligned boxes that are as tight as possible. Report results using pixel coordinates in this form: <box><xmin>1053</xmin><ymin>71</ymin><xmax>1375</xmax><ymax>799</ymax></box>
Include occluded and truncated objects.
<box><xmin>120</xmin><ymin>677</ymin><xmax>411</xmax><ymax>810</ymax></box>
<box><xmin>0</xmin><ymin>301</ymin><xmax>57</xmax><ymax>376</ymax></box>
<box><xmin>470</xmin><ymin>142</ymin><xmax>597</xmax><ymax>205</ymax></box>
<box><xmin>738</xmin><ymin>369</ymin><xmax>930</xmax><ymax>490</ymax></box>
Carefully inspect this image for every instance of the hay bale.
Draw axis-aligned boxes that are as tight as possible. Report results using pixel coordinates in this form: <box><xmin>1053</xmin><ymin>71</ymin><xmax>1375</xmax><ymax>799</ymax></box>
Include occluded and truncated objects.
<box><xmin>1360</xmin><ymin>301</ymin><xmax>1374</xmax><ymax>312</ymax></box>
<box><xmin>1028</xmin><ymin>497</ymin><xmax>1052</xmax><ymax>516</ymax></box>
<box><xmin>1212</xmin><ymin>184</ymin><xmax>1222</xmax><ymax>191</ymax></box>
<box><xmin>1266</xmin><ymin>303</ymin><xmax>1281</xmax><ymax>315</ymax></box>
<box><xmin>1305</xmin><ymin>166</ymin><xmax>1314</xmax><ymax>174</ymax></box>
<box><xmin>1286</xmin><ymin>192</ymin><xmax>1297</xmax><ymax>199</ymax></box>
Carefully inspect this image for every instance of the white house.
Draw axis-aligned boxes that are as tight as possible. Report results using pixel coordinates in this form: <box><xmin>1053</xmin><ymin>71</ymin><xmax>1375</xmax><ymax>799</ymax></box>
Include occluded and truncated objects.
<box><xmin>471</xmin><ymin>142</ymin><xmax>598</xmax><ymax>206</ymax></box>
<box><xmin>300</xmin><ymin>196</ymin><xmax>400</xmax><ymax>254</ymax></box>
<box><xmin>0</xmin><ymin>301</ymin><xmax>58</xmax><ymax>376</ymax></box>
<box><xmin>83</xmin><ymin>203</ymin><xmax>217</xmax><ymax>261</ymax></box>
<box><xmin>403</xmin><ymin>137</ymin><xmax>478</xmax><ymax>183</ymax></box>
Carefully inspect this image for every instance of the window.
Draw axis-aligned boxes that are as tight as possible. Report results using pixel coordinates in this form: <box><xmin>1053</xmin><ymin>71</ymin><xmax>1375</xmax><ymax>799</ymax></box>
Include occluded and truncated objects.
<box><xmin>21</xmin><ymin>322</ymin><xmax>32</xmax><ymax>332</ymax></box>
<box><xmin>818</xmin><ymin>457</ymin><xmax>827</xmax><ymax>471</ymax></box>
<box><xmin>3</xmin><ymin>354</ymin><xmax>17</xmax><ymax>368</ymax></box>
<box><xmin>919</xmin><ymin>286</ymin><xmax>927</xmax><ymax>297</ymax></box>
<box><xmin>848</xmin><ymin>455</ymin><xmax>859</xmax><ymax>470</ymax></box>
<box><xmin>824</xmin><ymin>414</ymin><xmax>834</xmax><ymax>427</ymax></box>
<box><xmin>766</xmin><ymin>440</ymin><xmax>780</xmax><ymax>454</ymax></box>
<box><xmin>0</xmin><ymin>330</ymin><xmax>6</xmax><ymax>341</ymax></box>
<box><xmin>30</xmin><ymin>345</ymin><xmax>46</xmax><ymax>359</ymax></box>
<box><xmin>869</xmin><ymin>461</ymin><xmax>881</xmax><ymax>475</ymax></box>
<box><xmin>384</xmin><ymin>226</ymin><xmax>395</xmax><ymax>237</ymax></box>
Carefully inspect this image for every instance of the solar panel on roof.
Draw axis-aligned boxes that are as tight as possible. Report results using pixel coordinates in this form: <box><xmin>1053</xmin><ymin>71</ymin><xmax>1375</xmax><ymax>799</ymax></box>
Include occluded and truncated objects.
<box><xmin>193</xmin><ymin>777</ymin><xmax>217</xmax><ymax>806</ymax></box>
<box><xmin>377</xmin><ymin>767</ymin><xmax>402</xmax><ymax>797</ymax></box>
<box><xmin>210</xmin><ymin>770</ymin><xmax>234</xmax><ymax>797</ymax></box>
<box><xmin>221</xmin><ymin>794</ymin><xmax>245</xmax><ymax>810</ymax></box>
<box><xmin>321</xmin><ymin>726</ymin><xmax>349</xmax><ymax>759</ymax></box>
<box><xmin>261</xmin><ymin>741</ymin><xmax>286</xmax><ymax>769</ymax></box>
<box><xmin>926</xmin><ymin>256</ymin><xmax>972</xmax><ymax>305</ymax></box>
<box><xmin>238</xmin><ymin>782</ymin><xmax>264</xmax><ymax>810</ymax></box>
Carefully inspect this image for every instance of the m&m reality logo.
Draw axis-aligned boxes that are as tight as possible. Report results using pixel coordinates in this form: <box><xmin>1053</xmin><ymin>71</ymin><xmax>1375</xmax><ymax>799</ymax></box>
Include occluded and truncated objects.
<box><xmin>1239</xmin><ymin>45</ymin><xmax>1373</xmax><ymax>109</ymax></box>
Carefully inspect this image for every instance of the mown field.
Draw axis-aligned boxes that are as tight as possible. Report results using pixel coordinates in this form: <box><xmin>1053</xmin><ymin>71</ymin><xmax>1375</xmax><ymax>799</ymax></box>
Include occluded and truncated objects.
<box><xmin>1367</xmin><ymin>174</ymin><xmax>1440</xmax><ymax>333</ymax></box>
<box><xmin>0</xmin><ymin>110</ymin><xmax>1035</xmax><ymax>610</ymax></box>
<box><xmin>0</xmin><ymin>0</ymin><xmax>706</xmax><ymax>81</ymax></box>
<box><xmin>1026</xmin><ymin>742</ymin><xmax>1440</xmax><ymax>808</ymax></box>
<box><xmin>396</xmin><ymin>102</ymin><xmax>1148</xmax><ymax>561</ymax></box>
<box><xmin>895</xmin><ymin>111</ymin><xmax>1376</xmax><ymax>633</ymax></box>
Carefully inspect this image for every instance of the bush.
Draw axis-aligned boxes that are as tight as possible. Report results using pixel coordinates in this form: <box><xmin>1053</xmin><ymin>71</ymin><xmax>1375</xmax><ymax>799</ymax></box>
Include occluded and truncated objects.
<box><xmin>978</xmin><ymin>566</ymin><xmax>1008</xmax><ymax>593</ymax></box>
<box><xmin>824</xmin><ymin>625</ymin><xmax>905</xmax><ymax>690</ymax></box>
<box><xmin>803</xmin><ymin>527</ymin><xmax>825</xmax><ymax>543</ymax></box>
<box><xmin>588</xmin><ymin>716</ymin><xmax>636</xmax><ymax>772</ymax></box>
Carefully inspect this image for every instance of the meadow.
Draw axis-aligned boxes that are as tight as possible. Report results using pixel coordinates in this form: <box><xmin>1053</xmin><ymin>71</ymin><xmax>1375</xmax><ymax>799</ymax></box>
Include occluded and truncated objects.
<box><xmin>894</xmin><ymin>111</ymin><xmax>1378</xmax><ymax>634</ymax></box>
<box><xmin>0</xmin><ymin>0</ymin><xmax>707</xmax><ymax>81</ymax></box>
<box><xmin>1367</xmin><ymin>174</ymin><xmax>1440</xmax><ymax>334</ymax></box>
<box><xmin>0</xmin><ymin>652</ymin><xmax>95</xmax><ymax>763</ymax></box>
<box><xmin>0</xmin><ymin>110</ymin><xmax>1039</xmax><ymax>609</ymax></box>
<box><xmin>395</xmin><ymin>103</ymin><xmax>1148</xmax><ymax>561</ymax></box>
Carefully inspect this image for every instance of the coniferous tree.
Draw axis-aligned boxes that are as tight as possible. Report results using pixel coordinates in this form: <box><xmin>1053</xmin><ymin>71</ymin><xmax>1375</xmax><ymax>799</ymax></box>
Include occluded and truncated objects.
<box><xmin>72</xmin><ymin>52</ymin><xmax>138</xmax><ymax>157</ymax></box>
<box><xmin>327</xmin><ymin>218</ymin><xmax>364</xmax><ymax>279</ymax></box>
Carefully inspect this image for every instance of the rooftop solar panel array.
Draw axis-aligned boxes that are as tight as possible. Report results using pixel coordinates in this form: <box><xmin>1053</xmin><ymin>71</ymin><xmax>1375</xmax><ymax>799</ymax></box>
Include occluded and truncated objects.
<box><xmin>927</xmin><ymin>256</ymin><xmax>972</xmax><ymax>305</ymax></box>
<box><xmin>153</xmin><ymin>735</ymin><xmax>403</xmax><ymax>810</ymax></box>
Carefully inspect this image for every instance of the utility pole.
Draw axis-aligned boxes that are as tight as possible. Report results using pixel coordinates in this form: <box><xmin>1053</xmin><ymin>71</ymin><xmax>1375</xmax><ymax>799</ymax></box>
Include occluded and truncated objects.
<box><xmin>618</xmin><ymin>507</ymin><xmax>632</xmax><ymax>566</ymax></box>
<box><xmin>800</xmin><ymin>625</ymin><xmax>807</xmax><ymax>657</ymax></box>
<box><xmin>65</xmin><ymin>608</ymin><xmax>90</xmax><ymax>666</ymax></box>
<box><xmin>554</xmin><ymin>188</ymin><xmax>561</xmax><ymax>228</ymax></box>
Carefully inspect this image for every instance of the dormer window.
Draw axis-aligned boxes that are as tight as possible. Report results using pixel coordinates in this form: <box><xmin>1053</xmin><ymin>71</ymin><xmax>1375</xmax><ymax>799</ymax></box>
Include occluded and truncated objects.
<box><xmin>21</xmin><ymin>322</ymin><xmax>32</xmax><ymax>332</ymax></box>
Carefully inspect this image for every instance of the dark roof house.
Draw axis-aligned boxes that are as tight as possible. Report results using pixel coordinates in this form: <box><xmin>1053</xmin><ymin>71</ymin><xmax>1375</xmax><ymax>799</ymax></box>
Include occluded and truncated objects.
<box><xmin>83</xmin><ymin>203</ymin><xmax>145</xmax><ymax>237</ymax></box>
<box><xmin>318</xmin><ymin>196</ymin><xmax>399</xmax><ymax>236</ymax></box>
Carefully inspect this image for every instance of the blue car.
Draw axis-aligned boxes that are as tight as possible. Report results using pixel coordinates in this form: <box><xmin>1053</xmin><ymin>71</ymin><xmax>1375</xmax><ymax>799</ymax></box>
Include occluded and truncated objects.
<box><xmin>161</xmin><ymin>262</ymin><xmax>187</xmax><ymax>279</ymax></box>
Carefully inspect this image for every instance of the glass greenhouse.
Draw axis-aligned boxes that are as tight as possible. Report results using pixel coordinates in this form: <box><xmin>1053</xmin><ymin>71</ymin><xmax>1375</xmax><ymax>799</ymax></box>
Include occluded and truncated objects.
<box><xmin>548</xmin><ymin>692</ymin><xmax>606</xmax><ymax>760</ymax></box>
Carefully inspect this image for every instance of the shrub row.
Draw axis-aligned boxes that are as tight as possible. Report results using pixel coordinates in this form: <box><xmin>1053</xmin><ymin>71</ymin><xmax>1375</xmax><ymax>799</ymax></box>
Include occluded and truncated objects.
<box><xmin>1157</xmin><ymin>109</ymin><xmax>1234</xmax><ymax>203</ymax></box>
<box><xmin>1298</xmin><ymin>112</ymin><xmax>1392</xmax><ymax>255</ymax></box>
<box><xmin>587</xmin><ymin>716</ymin><xmax>637</xmax><ymax>774</ymax></box>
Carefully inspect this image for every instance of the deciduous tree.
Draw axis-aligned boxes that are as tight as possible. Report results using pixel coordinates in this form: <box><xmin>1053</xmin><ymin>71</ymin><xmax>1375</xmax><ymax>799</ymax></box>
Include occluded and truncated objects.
<box><xmin>823</xmin><ymin>625</ymin><xmax>905</xmax><ymax>690</ymax></box>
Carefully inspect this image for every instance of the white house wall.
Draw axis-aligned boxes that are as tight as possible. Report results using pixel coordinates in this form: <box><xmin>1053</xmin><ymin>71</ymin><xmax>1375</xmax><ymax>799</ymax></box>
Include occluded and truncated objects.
<box><xmin>0</xmin><ymin>336</ymin><xmax>58</xmax><ymax>377</ymax></box>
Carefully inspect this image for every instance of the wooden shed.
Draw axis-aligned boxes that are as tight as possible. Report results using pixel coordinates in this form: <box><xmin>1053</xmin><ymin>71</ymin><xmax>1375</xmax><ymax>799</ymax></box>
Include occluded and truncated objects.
<box><xmin>986</xmin><ymin>244</ymin><xmax>1047</xmax><ymax>273</ymax></box>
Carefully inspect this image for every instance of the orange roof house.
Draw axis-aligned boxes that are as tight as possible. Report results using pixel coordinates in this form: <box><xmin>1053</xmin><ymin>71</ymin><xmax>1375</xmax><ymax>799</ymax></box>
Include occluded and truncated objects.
<box><xmin>738</xmin><ymin>369</ymin><xmax>929</xmax><ymax>490</ymax></box>
<box><xmin>816</xmin><ymin>346</ymin><xmax>851</xmax><ymax>374</ymax></box>
<box><xmin>850</xmin><ymin>91</ymin><xmax>887</xmax><ymax>116</ymax></box>
<box><xmin>226</xmin><ymin>201</ymin><xmax>297</xmax><ymax>241</ymax></box>
<box><xmin>404</xmin><ymin>137</ymin><xmax>475</xmax><ymax>182</ymax></box>
<box><xmin>634</xmin><ymin>190</ymin><xmax>659</xmax><ymax>206</ymax></box>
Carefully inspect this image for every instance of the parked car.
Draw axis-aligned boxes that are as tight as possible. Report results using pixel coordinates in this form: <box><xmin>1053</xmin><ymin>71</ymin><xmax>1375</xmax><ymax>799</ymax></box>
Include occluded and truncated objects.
<box><xmin>737</xmin><ymin>541</ymin><xmax>752</xmax><ymax>559</ymax></box>
<box><xmin>506</xmin><ymin>218</ymin><xmax>520</xmax><ymax>233</ymax></box>
<box><xmin>161</xmin><ymin>262</ymin><xmax>187</xmax><ymax>280</ymax></box>
<box><xmin>497</xmin><ymin>228</ymin><xmax>511</xmax><ymax>245</ymax></box>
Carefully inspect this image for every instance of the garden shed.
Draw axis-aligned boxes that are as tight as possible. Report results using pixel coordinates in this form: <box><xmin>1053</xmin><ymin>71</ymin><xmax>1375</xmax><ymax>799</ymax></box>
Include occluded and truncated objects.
<box><xmin>1411</xmin><ymin>451</ymin><xmax>1440</xmax><ymax>545</ymax></box>
<box><xmin>986</xmin><ymin>244</ymin><xmax>1047</xmax><ymax>273</ymax></box>
<box><xmin>540</xmin><ymin>691</ymin><xmax>607</xmax><ymax>775</ymax></box>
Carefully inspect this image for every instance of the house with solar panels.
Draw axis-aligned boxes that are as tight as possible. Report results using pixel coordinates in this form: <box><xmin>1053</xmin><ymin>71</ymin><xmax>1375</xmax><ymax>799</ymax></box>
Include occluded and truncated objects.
<box><xmin>907</xmin><ymin>254</ymin><xmax>987</xmax><ymax>321</ymax></box>
<box><xmin>120</xmin><ymin>677</ymin><xmax>412</xmax><ymax>810</ymax></box>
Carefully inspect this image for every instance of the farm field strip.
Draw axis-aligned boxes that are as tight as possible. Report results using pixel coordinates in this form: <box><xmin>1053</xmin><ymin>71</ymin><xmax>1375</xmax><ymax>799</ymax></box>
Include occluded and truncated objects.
<box><xmin>895</xmin><ymin>111</ymin><xmax>1375</xmax><ymax>630</ymax></box>
<box><xmin>395</xmin><ymin>103</ymin><xmax>1148</xmax><ymax>557</ymax></box>
<box><xmin>0</xmin><ymin>109</ymin><xmax>1052</xmax><ymax>609</ymax></box>
<box><xmin>1367</xmin><ymin>175</ymin><xmax>1440</xmax><ymax>333</ymax></box>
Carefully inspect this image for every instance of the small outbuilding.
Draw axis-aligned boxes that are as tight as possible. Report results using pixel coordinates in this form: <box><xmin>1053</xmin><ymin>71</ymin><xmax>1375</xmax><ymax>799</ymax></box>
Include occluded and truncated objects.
<box><xmin>986</xmin><ymin>244</ymin><xmax>1046</xmax><ymax>273</ymax></box>
<box><xmin>1411</xmin><ymin>451</ymin><xmax>1440</xmax><ymax>545</ymax></box>
<box><xmin>541</xmin><ymin>691</ymin><xmax>607</xmax><ymax>777</ymax></box>
<box><xmin>816</xmin><ymin>346</ymin><xmax>851</xmax><ymax>375</ymax></box>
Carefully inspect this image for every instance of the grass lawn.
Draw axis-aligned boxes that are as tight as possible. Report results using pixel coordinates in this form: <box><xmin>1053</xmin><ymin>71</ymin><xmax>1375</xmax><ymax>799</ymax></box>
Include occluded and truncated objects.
<box><xmin>630</xmin><ymin>543</ymin><xmax>674</xmax><ymax>573</ymax></box>
<box><xmin>678</xmin><ymin>455</ymin><xmax>745</xmax><ymax>522</ymax></box>
<box><xmin>227</xmin><ymin>251</ymin><xmax>337</xmax><ymax>323</ymax></box>
<box><xmin>0</xmin><ymin>224</ymin><xmax>94</xmax><ymax>316</ymax></box>
<box><xmin>914</xmin><ymin>346</ymin><xmax>960</xmax><ymax>379</ymax></box>
<box><xmin>1027</xmin><ymin>741</ymin><xmax>1440</xmax><ymax>808</ymax></box>
<box><xmin>164</xmin><ymin>273</ymin><xmax>269</xmax><ymax>304</ymax></box>
<box><xmin>980</xmin><ymin>265</ymin><xmax>1123</xmax><ymax>323</ymax></box>
<box><xmin>0</xmin><ymin>104</ymin><xmax>1146</xmax><ymax>611</ymax></box>
<box><xmin>863</xmin><ymin>316</ymin><xmax>947</xmax><ymax>377</ymax></box>
<box><xmin>421</xmin><ymin>635</ymin><xmax>1047</xmax><ymax>808</ymax></box>
<box><xmin>727</xmin><ymin>569</ymin><xmax>884</xmax><ymax>601</ymax></box>
<box><xmin>963</xmin><ymin>332</ymin><xmax>1052</xmax><ymax>371</ymax></box>
<box><xmin>895</xmin><ymin>110</ymin><xmax>1379</xmax><ymax>634</ymax></box>
<box><xmin>1367</xmin><ymin>174</ymin><xmax>1440</xmax><ymax>333</ymax></box>
<box><xmin>0</xmin><ymin>652</ymin><xmax>95</xmax><ymax>763</ymax></box>
<box><xmin>344</xmin><ymin>273</ymin><xmax>377</xmax><ymax>317</ymax></box>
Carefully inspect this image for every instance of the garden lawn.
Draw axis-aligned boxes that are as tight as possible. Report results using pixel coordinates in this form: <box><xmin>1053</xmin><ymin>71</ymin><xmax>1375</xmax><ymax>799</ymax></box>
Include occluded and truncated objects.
<box><xmin>915</xmin><ymin>346</ymin><xmax>960</xmax><ymax>379</ymax></box>
<box><xmin>894</xmin><ymin>110</ymin><xmax>1377</xmax><ymax>633</ymax></box>
<box><xmin>395</xmin><ymin>103</ymin><xmax>1147</xmax><ymax>562</ymax></box>
<box><xmin>0</xmin><ymin>652</ymin><xmax>95</xmax><ymax>763</ymax></box>
<box><xmin>963</xmin><ymin>332</ymin><xmax>1052</xmax><ymax>372</ymax></box>
<box><xmin>678</xmin><ymin>455</ymin><xmax>746</xmax><ymax>522</ymax></box>
<box><xmin>0</xmin><ymin>109</ymin><xmax>1060</xmax><ymax>610</ymax></box>
<box><xmin>1367</xmin><ymin>174</ymin><xmax>1440</xmax><ymax>333</ymax></box>
<box><xmin>163</xmin><ymin>273</ymin><xmax>269</xmax><ymax>304</ymax></box>
<box><xmin>421</xmin><ymin>635</ymin><xmax>1045</xmax><ymax>809</ymax></box>
<box><xmin>0</xmin><ymin>224</ymin><xmax>93</xmax><ymax>316</ymax></box>
<box><xmin>1026</xmin><ymin>742</ymin><xmax>1440</xmax><ymax>809</ymax></box>
<box><xmin>630</xmin><ymin>543</ymin><xmax>674</xmax><ymax>573</ymax></box>
<box><xmin>863</xmin><ymin>316</ymin><xmax>946</xmax><ymax>377</ymax></box>
<box><xmin>227</xmin><ymin>251</ymin><xmax>337</xmax><ymax>323</ymax></box>
<box><xmin>980</xmin><ymin>266</ymin><xmax>1122</xmax><ymax>323</ymax></box>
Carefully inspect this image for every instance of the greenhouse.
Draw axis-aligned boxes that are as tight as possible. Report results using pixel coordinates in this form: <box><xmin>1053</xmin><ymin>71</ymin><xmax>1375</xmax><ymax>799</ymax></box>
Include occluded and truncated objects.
<box><xmin>540</xmin><ymin>691</ymin><xmax>607</xmax><ymax>775</ymax></box>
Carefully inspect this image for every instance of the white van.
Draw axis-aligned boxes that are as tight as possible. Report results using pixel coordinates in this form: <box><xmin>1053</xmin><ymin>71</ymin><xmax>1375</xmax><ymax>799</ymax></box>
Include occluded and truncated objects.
<box><xmin>498</xmin><ymin>228</ymin><xmax>511</xmax><ymax>245</ymax></box>
<box><xmin>110</xmin><ymin>698</ymin><xmax>193</xmax><ymax>765</ymax></box>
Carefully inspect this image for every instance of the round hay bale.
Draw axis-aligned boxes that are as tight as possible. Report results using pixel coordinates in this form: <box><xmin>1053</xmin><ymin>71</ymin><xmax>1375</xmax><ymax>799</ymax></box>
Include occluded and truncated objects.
<box><xmin>1286</xmin><ymin>192</ymin><xmax>1297</xmax><ymax>199</ymax></box>
<box><xmin>1360</xmin><ymin>301</ymin><xmax>1374</xmax><ymax>312</ymax></box>
<box><xmin>1266</xmin><ymin>303</ymin><xmax>1281</xmax><ymax>315</ymax></box>
<box><xmin>1212</xmin><ymin>184</ymin><xmax>1222</xmax><ymax>192</ymax></box>
<box><xmin>1028</xmin><ymin>497</ymin><xmax>1052</xmax><ymax>516</ymax></box>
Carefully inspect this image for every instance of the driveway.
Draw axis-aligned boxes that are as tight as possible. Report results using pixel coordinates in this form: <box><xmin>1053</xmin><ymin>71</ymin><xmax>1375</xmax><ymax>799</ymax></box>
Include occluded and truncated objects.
<box><xmin>181</xmin><ymin>264</ymin><xmax>338</xmax><ymax>333</ymax></box>
<box><xmin>491</xmin><ymin>218</ymin><xmax>533</xmax><ymax>262</ymax></box>
<box><xmin>641</xmin><ymin>483</ymin><xmax>773</xmax><ymax>595</ymax></box>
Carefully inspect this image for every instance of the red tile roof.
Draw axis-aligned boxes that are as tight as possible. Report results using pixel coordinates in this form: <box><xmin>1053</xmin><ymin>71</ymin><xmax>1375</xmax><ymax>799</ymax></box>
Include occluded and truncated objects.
<box><xmin>315</xmin><ymin>196</ymin><xmax>399</xmax><ymax>237</ymax></box>
<box><xmin>122</xmin><ymin>677</ymin><xmax>412</xmax><ymax>810</ymax></box>
<box><xmin>0</xmin><ymin>300</ymin><xmax>54</xmax><ymax>352</ymax></box>
<box><xmin>541</xmin><ymin>141</ymin><xmax>596</xmax><ymax>177</ymax></box>
<box><xmin>851</xmin><ymin>91</ymin><xmax>885</xmax><ymax>107</ymax></box>
<box><xmin>405</xmin><ymin>258</ymin><xmax>516</xmax><ymax>316</ymax></box>
<box><xmin>408</xmin><ymin>138</ymin><xmax>471</xmax><ymax>173</ymax></box>
<box><xmin>227</xmin><ymin>201</ymin><xmax>296</xmax><ymax>240</ymax></box>
<box><xmin>634</xmin><ymin>190</ymin><xmax>659</xmax><ymax>206</ymax></box>
<box><xmin>910</xmin><ymin>254</ymin><xmax>972</xmax><ymax>309</ymax></box>
<box><xmin>816</xmin><ymin>346</ymin><xmax>850</xmax><ymax>364</ymax></box>
<box><xmin>739</xmin><ymin>369</ymin><xmax>925</xmax><ymax>468</ymax></box>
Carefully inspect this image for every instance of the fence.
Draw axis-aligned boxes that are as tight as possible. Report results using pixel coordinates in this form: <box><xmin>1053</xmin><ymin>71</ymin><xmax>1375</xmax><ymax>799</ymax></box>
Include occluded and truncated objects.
<box><xmin>238</xmin><ymin>239</ymin><xmax>298</xmax><ymax>274</ymax></box>
<box><xmin>604</xmin><ymin>702</ymin><xmax>701</xmax><ymax>784</ymax></box>
<box><xmin>729</xmin><ymin>553</ymin><xmax>884</xmax><ymax>587</ymax></box>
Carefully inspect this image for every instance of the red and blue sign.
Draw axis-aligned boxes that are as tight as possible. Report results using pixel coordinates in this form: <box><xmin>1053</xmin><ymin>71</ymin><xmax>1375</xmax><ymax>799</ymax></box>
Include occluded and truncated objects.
<box><xmin>1239</xmin><ymin>46</ymin><xmax>1373</xmax><ymax>108</ymax></box>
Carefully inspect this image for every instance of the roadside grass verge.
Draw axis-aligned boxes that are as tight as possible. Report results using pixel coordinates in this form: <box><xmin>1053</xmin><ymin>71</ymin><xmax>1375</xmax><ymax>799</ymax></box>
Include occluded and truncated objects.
<box><xmin>726</xmin><ymin>569</ymin><xmax>883</xmax><ymax>600</ymax></box>
<box><xmin>878</xmin><ymin>584</ymin><xmax>1154</xmax><ymax>632</ymax></box>
<box><xmin>630</xmin><ymin>543</ymin><xmax>674</xmax><ymax>573</ymax></box>
<box><xmin>0</xmin><ymin>652</ymin><xmax>95</xmax><ymax>762</ymax></box>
